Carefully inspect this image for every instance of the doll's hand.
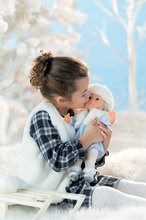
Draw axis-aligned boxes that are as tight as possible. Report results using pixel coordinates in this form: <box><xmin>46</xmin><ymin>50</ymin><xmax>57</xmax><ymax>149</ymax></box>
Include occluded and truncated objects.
<box><xmin>108</xmin><ymin>111</ymin><xmax>115</xmax><ymax>124</ymax></box>
<box><xmin>64</xmin><ymin>113</ymin><xmax>71</xmax><ymax>123</ymax></box>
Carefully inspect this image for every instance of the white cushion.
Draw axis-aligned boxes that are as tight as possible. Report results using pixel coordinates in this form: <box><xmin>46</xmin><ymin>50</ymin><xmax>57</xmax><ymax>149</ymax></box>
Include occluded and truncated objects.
<box><xmin>0</xmin><ymin>175</ymin><xmax>27</xmax><ymax>193</ymax></box>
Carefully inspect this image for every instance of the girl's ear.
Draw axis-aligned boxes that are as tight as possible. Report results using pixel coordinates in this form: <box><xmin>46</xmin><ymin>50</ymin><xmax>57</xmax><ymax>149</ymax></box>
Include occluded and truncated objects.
<box><xmin>56</xmin><ymin>96</ymin><xmax>67</xmax><ymax>105</ymax></box>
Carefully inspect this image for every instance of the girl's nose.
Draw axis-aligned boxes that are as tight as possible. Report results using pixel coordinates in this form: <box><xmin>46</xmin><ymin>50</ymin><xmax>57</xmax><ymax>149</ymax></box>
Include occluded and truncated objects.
<box><xmin>86</xmin><ymin>91</ymin><xmax>90</xmax><ymax>100</ymax></box>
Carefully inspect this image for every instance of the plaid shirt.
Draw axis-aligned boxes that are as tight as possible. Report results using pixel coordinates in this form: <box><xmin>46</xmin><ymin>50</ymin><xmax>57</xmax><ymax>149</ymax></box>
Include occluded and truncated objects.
<box><xmin>30</xmin><ymin>110</ymin><xmax>119</xmax><ymax>209</ymax></box>
<box><xmin>30</xmin><ymin>110</ymin><xmax>85</xmax><ymax>172</ymax></box>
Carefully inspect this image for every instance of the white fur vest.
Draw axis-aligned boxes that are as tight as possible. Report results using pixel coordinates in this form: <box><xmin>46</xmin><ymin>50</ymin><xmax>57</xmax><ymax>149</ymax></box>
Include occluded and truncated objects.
<box><xmin>21</xmin><ymin>102</ymin><xmax>75</xmax><ymax>203</ymax></box>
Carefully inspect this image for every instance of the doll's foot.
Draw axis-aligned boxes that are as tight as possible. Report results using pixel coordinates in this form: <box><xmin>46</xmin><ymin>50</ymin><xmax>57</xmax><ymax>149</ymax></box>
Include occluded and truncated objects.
<box><xmin>83</xmin><ymin>168</ymin><xmax>96</xmax><ymax>183</ymax></box>
<box><xmin>69</xmin><ymin>171</ymin><xmax>79</xmax><ymax>181</ymax></box>
<box><xmin>108</xmin><ymin>111</ymin><xmax>115</xmax><ymax>124</ymax></box>
<box><xmin>69</xmin><ymin>167</ymin><xmax>81</xmax><ymax>181</ymax></box>
<box><xmin>84</xmin><ymin>174</ymin><xmax>94</xmax><ymax>183</ymax></box>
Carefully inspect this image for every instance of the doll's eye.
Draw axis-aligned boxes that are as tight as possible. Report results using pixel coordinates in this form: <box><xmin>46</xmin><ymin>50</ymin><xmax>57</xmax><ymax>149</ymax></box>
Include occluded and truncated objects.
<box><xmin>96</xmin><ymin>98</ymin><xmax>99</xmax><ymax>100</ymax></box>
<box><xmin>89</xmin><ymin>96</ymin><xmax>92</xmax><ymax>99</ymax></box>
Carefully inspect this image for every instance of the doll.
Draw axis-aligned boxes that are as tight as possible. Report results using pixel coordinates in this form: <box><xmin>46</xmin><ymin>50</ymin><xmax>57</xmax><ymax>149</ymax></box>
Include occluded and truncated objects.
<box><xmin>69</xmin><ymin>83</ymin><xmax>115</xmax><ymax>182</ymax></box>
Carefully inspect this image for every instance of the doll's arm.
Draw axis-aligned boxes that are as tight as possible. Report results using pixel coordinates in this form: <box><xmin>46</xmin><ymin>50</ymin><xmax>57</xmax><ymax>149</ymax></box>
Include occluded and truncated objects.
<box><xmin>83</xmin><ymin>108</ymin><xmax>104</xmax><ymax>125</ymax></box>
<box><xmin>74</xmin><ymin>109</ymin><xmax>88</xmax><ymax>129</ymax></box>
<box><xmin>64</xmin><ymin>113</ymin><xmax>71</xmax><ymax>123</ymax></box>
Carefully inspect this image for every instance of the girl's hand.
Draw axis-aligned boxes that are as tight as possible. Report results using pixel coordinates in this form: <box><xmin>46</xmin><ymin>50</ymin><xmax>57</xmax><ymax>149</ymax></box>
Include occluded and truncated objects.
<box><xmin>80</xmin><ymin>119</ymin><xmax>103</xmax><ymax>150</ymax></box>
<box><xmin>98</xmin><ymin>122</ymin><xmax>112</xmax><ymax>152</ymax></box>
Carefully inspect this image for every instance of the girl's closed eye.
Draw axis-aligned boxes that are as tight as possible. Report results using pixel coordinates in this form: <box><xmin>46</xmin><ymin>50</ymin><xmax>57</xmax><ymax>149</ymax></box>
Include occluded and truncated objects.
<box><xmin>82</xmin><ymin>93</ymin><xmax>86</xmax><ymax>97</ymax></box>
<box><xmin>82</xmin><ymin>91</ymin><xmax>88</xmax><ymax>98</ymax></box>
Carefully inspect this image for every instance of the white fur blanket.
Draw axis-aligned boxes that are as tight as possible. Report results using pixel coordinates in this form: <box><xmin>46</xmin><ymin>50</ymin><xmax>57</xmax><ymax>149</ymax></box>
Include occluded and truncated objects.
<box><xmin>3</xmin><ymin>206</ymin><xmax>146</xmax><ymax>220</ymax></box>
<box><xmin>1</xmin><ymin>143</ymin><xmax>146</xmax><ymax>220</ymax></box>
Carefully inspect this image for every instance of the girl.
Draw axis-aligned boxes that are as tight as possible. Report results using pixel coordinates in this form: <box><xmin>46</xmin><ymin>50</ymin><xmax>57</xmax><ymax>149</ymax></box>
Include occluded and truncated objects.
<box><xmin>21</xmin><ymin>51</ymin><xmax>146</xmax><ymax>209</ymax></box>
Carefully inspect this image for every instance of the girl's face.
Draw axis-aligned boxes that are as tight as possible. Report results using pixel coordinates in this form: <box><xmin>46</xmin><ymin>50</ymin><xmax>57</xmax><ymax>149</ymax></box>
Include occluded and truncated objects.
<box><xmin>68</xmin><ymin>76</ymin><xmax>90</xmax><ymax>110</ymax></box>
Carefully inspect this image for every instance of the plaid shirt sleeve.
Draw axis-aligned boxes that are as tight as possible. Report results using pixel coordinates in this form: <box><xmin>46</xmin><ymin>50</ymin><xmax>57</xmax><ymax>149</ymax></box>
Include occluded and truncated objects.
<box><xmin>30</xmin><ymin>110</ymin><xmax>85</xmax><ymax>172</ymax></box>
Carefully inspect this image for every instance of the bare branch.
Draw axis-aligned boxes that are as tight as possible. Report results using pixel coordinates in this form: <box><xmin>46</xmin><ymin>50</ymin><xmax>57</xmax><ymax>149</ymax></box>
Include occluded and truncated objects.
<box><xmin>138</xmin><ymin>91</ymin><xmax>146</xmax><ymax>108</ymax></box>
<box><xmin>0</xmin><ymin>79</ymin><xmax>14</xmax><ymax>90</ymax></box>
<box><xmin>95</xmin><ymin>0</ymin><xmax>115</xmax><ymax>18</ymax></box>
<box><xmin>98</xmin><ymin>22</ymin><xmax>127</xmax><ymax>62</ymax></box>
<box><xmin>132</xmin><ymin>0</ymin><xmax>146</xmax><ymax>24</ymax></box>
<box><xmin>137</xmin><ymin>22</ymin><xmax>146</xmax><ymax>43</ymax></box>
<box><xmin>110</xmin><ymin>0</ymin><xmax>119</xmax><ymax>15</ymax></box>
<box><xmin>95</xmin><ymin>0</ymin><xmax>127</xmax><ymax>30</ymax></box>
<box><xmin>98</xmin><ymin>22</ymin><xmax>111</xmax><ymax>46</ymax></box>
<box><xmin>135</xmin><ymin>0</ymin><xmax>146</xmax><ymax>6</ymax></box>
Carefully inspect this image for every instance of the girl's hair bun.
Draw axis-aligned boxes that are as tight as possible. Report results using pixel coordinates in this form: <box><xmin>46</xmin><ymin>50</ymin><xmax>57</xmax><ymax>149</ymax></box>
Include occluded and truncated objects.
<box><xmin>29</xmin><ymin>50</ymin><xmax>54</xmax><ymax>88</ymax></box>
<box><xmin>40</xmin><ymin>50</ymin><xmax>53</xmax><ymax>59</ymax></box>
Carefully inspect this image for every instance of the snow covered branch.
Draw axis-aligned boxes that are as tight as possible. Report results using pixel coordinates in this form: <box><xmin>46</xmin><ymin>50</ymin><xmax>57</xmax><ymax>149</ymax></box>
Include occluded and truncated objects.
<box><xmin>0</xmin><ymin>0</ymin><xmax>86</xmax><ymax>110</ymax></box>
<box><xmin>0</xmin><ymin>0</ymin><xmax>86</xmax><ymax>144</ymax></box>
<box><xmin>95</xmin><ymin>0</ymin><xmax>146</xmax><ymax>110</ymax></box>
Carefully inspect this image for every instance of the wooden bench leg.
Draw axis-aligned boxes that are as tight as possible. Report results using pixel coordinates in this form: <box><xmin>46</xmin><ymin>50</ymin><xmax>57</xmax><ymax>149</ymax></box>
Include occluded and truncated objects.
<box><xmin>33</xmin><ymin>196</ymin><xmax>55</xmax><ymax>220</ymax></box>
<box><xmin>72</xmin><ymin>195</ymin><xmax>85</xmax><ymax>211</ymax></box>
<box><xmin>0</xmin><ymin>202</ymin><xmax>8</xmax><ymax>220</ymax></box>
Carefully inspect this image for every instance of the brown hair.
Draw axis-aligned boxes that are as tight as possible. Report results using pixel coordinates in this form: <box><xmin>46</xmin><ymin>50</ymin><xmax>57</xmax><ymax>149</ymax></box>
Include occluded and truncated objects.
<box><xmin>29</xmin><ymin>51</ymin><xmax>88</xmax><ymax>101</ymax></box>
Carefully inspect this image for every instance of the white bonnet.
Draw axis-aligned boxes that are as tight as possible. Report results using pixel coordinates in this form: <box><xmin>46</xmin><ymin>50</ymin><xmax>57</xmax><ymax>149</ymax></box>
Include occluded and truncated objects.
<box><xmin>88</xmin><ymin>83</ymin><xmax>114</xmax><ymax>111</ymax></box>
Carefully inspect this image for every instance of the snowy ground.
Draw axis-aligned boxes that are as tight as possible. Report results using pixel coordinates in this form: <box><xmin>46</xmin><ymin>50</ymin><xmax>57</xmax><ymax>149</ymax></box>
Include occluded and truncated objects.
<box><xmin>0</xmin><ymin>110</ymin><xmax>146</xmax><ymax>219</ymax></box>
<box><xmin>110</xmin><ymin>110</ymin><xmax>146</xmax><ymax>152</ymax></box>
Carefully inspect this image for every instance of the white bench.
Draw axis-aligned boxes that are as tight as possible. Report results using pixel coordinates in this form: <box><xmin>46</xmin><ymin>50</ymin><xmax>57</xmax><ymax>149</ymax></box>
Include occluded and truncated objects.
<box><xmin>0</xmin><ymin>188</ymin><xmax>85</xmax><ymax>220</ymax></box>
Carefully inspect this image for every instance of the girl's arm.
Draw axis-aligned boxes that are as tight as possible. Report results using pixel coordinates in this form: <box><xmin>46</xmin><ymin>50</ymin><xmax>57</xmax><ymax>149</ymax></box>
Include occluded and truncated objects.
<box><xmin>30</xmin><ymin>111</ymin><xmax>85</xmax><ymax>172</ymax></box>
<box><xmin>98</xmin><ymin>122</ymin><xmax>112</xmax><ymax>152</ymax></box>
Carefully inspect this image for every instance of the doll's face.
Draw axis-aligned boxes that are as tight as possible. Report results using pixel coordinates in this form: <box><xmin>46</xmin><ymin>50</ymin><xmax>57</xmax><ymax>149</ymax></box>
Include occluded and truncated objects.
<box><xmin>85</xmin><ymin>93</ymin><xmax>105</xmax><ymax>110</ymax></box>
